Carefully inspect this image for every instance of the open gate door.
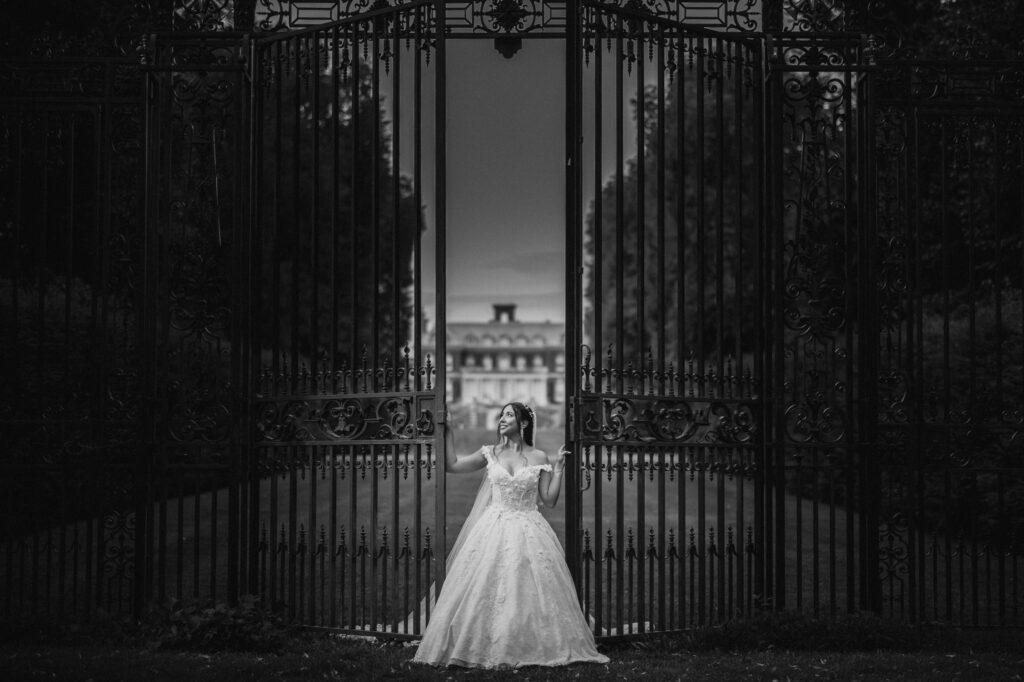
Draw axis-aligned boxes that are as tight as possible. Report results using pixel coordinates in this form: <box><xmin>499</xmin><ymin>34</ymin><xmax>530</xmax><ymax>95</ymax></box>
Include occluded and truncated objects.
<box><xmin>249</xmin><ymin>1</ymin><xmax>446</xmax><ymax>636</ymax></box>
<box><xmin>567</xmin><ymin>1</ymin><xmax>766</xmax><ymax>636</ymax></box>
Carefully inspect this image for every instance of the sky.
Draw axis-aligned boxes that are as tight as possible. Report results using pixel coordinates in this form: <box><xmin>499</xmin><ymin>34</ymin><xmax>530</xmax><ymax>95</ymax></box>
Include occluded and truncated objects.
<box><xmin>421</xmin><ymin>39</ymin><xmax>567</xmax><ymax>326</ymax></box>
<box><xmin>404</xmin><ymin>38</ymin><xmax>644</xmax><ymax>330</ymax></box>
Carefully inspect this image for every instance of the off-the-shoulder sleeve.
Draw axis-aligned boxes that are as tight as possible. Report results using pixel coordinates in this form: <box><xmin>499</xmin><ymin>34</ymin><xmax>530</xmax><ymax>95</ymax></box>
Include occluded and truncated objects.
<box><xmin>537</xmin><ymin>463</ymin><xmax>553</xmax><ymax>473</ymax></box>
<box><xmin>481</xmin><ymin>445</ymin><xmax>493</xmax><ymax>463</ymax></box>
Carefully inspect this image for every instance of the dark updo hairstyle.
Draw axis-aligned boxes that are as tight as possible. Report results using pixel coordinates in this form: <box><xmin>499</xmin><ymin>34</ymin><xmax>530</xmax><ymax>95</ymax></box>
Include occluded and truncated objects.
<box><xmin>496</xmin><ymin>402</ymin><xmax>534</xmax><ymax>447</ymax></box>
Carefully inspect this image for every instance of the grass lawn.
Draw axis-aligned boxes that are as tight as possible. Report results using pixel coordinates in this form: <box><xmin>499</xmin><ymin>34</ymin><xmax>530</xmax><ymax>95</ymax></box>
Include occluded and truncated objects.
<box><xmin>4</xmin><ymin>427</ymin><xmax>1016</xmax><ymax>630</ymax></box>
<box><xmin>3</xmin><ymin>615</ymin><xmax>1024</xmax><ymax>681</ymax></box>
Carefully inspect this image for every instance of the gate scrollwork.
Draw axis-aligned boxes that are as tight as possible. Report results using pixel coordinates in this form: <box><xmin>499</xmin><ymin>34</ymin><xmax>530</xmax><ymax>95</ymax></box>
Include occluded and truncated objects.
<box><xmin>578</xmin><ymin>395</ymin><xmax>758</xmax><ymax>445</ymax></box>
<box><xmin>256</xmin><ymin>394</ymin><xmax>435</xmax><ymax>443</ymax></box>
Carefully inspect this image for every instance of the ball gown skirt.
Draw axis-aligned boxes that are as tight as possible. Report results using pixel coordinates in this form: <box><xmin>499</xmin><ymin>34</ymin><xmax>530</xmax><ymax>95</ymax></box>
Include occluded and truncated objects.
<box><xmin>412</xmin><ymin>447</ymin><xmax>609</xmax><ymax>669</ymax></box>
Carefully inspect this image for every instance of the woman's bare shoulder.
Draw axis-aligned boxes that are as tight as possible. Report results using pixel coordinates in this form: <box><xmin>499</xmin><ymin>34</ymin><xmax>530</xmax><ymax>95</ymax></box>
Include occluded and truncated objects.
<box><xmin>525</xmin><ymin>447</ymin><xmax>547</xmax><ymax>466</ymax></box>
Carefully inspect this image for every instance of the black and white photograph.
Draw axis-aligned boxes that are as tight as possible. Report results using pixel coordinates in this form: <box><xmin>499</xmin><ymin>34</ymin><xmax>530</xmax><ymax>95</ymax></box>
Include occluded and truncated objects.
<box><xmin>2</xmin><ymin>1</ymin><xmax>1024</xmax><ymax>680</ymax></box>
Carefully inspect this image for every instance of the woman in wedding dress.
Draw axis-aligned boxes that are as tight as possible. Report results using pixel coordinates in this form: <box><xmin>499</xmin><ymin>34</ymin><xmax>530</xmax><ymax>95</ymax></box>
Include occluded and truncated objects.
<box><xmin>412</xmin><ymin>402</ymin><xmax>609</xmax><ymax>669</ymax></box>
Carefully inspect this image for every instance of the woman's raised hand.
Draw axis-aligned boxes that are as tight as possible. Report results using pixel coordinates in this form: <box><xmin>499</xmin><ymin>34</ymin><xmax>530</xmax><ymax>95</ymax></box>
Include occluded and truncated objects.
<box><xmin>552</xmin><ymin>444</ymin><xmax>570</xmax><ymax>473</ymax></box>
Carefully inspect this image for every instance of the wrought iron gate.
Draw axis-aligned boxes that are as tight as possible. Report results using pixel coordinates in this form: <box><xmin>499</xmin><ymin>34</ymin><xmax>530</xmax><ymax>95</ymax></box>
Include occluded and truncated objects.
<box><xmin>871</xmin><ymin>56</ymin><xmax>1024</xmax><ymax>626</ymax></box>
<box><xmin>248</xmin><ymin>1</ymin><xmax>446</xmax><ymax>634</ymax></box>
<box><xmin>4</xmin><ymin>0</ymin><xmax>1024</xmax><ymax>636</ymax></box>
<box><xmin>0</xmin><ymin>57</ymin><xmax>145</xmax><ymax>618</ymax></box>
<box><xmin>566</xmin><ymin>2</ymin><xmax>765</xmax><ymax>633</ymax></box>
<box><xmin>764</xmin><ymin>27</ymin><xmax>875</xmax><ymax>618</ymax></box>
<box><xmin>142</xmin><ymin>30</ymin><xmax>253</xmax><ymax>608</ymax></box>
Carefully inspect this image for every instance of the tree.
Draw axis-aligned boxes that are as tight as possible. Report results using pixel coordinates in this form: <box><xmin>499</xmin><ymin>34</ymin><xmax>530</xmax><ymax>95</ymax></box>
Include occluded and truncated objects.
<box><xmin>583</xmin><ymin>57</ymin><xmax>760</xmax><ymax>372</ymax></box>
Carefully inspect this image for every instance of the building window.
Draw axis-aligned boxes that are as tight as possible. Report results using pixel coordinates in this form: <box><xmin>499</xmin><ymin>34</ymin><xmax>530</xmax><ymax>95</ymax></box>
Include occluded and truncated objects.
<box><xmin>497</xmin><ymin>353</ymin><xmax>511</xmax><ymax>371</ymax></box>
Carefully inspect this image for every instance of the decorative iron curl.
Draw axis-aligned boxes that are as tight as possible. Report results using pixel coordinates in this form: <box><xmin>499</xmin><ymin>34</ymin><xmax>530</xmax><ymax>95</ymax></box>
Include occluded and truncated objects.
<box><xmin>878</xmin><ymin>512</ymin><xmax>909</xmax><ymax>584</ymax></box>
<box><xmin>781</xmin><ymin>73</ymin><xmax>848</xmax><ymax>105</ymax></box>
<box><xmin>319</xmin><ymin>398</ymin><xmax>368</xmax><ymax>439</ymax></box>
<box><xmin>784</xmin><ymin>400</ymin><xmax>846</xmax><ymax>443</ymax></box>
<box><xmin>255</xmin><ymin>396</ymin><xmax>435</xmax><ymax>442</ymax></box>
<box><xmin>579</xmin><ymin>396</ymin><xmax>757</xmax><ymax>445</ymax></box>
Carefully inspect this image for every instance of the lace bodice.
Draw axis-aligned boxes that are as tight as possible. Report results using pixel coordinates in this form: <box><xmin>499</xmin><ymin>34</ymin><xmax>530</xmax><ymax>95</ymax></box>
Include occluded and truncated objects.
<box><xmin>484</xmin><ymin>446</ymin><xmax>551</xmax><ymax>513</ymax></box>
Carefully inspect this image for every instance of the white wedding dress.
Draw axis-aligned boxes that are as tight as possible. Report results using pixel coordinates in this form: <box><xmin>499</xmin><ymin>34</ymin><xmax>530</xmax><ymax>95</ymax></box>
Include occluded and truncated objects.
<box><xmin>412</xmin><ymin>445</ymin><xmax>609</xmax><ymax>669</ymax></box>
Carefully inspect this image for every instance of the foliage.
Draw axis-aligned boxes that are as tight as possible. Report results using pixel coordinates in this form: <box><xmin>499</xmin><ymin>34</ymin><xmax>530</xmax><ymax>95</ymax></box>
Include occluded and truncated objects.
<box><xmin>139</xmin><ymin>595</ymin><xmax>291</xmax><ymax>653</ymax></box>
<box><xmin>661</xmin><ymin>611</ymin><xmax>980</xmax><ymax>653</ymax></box>
<box><xmin>0</xmin><ymin>0</ymin><xmax>242</xmax><ymax>58</ymax></box>
<box><xmin>874</xmin><ymin>0</ymin><xmax>1024</xmax><ymax>59</ymax></box>
<box><xmin>255</xmin><ymin>64</ymin><xmax>423</xmax><ymax>363</ymax></box>
<box><xmin>583</xmin><ymin>72</ymin><xmax>760</xmax><ymax>367</ymax></box>
<box><xmin>4</xmin><ymin>610</ymin><xmax>1024</xmax><ymax>681</ymax></box>
<box><xmin>0</xmin><ymin>595</ymin><xmax>292</xmax><ymax>653</ymax></box>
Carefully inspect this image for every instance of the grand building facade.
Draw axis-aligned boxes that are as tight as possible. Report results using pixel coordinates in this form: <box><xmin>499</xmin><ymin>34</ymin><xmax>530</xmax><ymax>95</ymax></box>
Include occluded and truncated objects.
<box><xmin>432</xmin><ymin>304</ymin><xmax>565</xmax><ymax>430</ymax></box>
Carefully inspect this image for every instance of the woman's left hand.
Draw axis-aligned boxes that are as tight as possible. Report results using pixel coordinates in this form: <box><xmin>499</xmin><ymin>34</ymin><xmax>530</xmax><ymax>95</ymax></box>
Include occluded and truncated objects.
<box><xmin>551</xmin><ymin>444</ymin><xmax>570</xmax><ymax>472</ymax></box>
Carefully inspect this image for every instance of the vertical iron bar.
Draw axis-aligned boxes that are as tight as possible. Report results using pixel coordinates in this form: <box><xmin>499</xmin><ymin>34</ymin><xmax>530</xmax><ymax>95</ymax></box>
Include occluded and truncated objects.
<box><xmin>590</xmin><ymin>12</ymin><xmax>605</xmax><ymax>633</ymax></box>
<box><xmin>715</xmin><ymin>37</ymin><xmax>725</xmax><ymax>389</ymax></box>
<box><xmin>696</xmin><ymin>38</ymin><xmax>706</xmax><ymax>380</ymax></box>
<box><xmin>656</xmin><ymin>24</ymin><xmax>666</xmax><ymax>395</ymax></box>
<box><xmin>967</xmin><ymin>117</ymin><xmax>980</xmax><ymax>626</ymax></box>
<box><xmin>391</xmin><ymin>446</ymin><xmax>400</xmax><ymax>631</ymax></box>
<box><xmin>370</xmin><ymin>448</ymin><xmax>379</xmax><ymax>630</ymax></box>
<box><xmin>714</xmin><ymin>41</ymin><xmax>728</xmax><ymax>620</ymax></box>
<box><xmin>637</xmin><ymin>448</ymin><xmax>645</xmax><ymax>632</ymax></box>
<box><xmin>312</xmin><ymin>35</ymin><xmax>322</xmax><ymax>375</ymax></box>
<box><xmin>372</xmin><ymin>25</ymin><xmax>381</xmax><ymax>371</ymax></box>
<box><xmin>697</xmin><ymin>447</ymin><xmax>706</xmax><ymax>623</ymax></box>
<box><xmin>565</xmin><ymin>0</ymin><xmax>583</xmax><ymax>593</ymax></box>
<box><xmin>594</xmin><ymin>12</ymin><xmax>604</xmax><ymax>397</ymax></box>
<box><xmin>308</xmin><ymin>447</ymin><xmax>318</xmax><ymax>623</ymax></box>
<box><xmin>269</xmin><ymin>456</ymin><xmax>279</xmax><ymax>606</ymax></box>
<box><xmin>433</xmin><ymin>0</ymin><xmax>449</xmax><ymax>596</ymax></box>
<box><xmin>331</xmin><ymin>26</ymin><xmax>341</xmax><ymax>380</ymax></box>
<box><xmin>412</xmin><ymin>8</ymin><xmax>424</xmax><ymax>634</ymax></box>
<box><xmin>772</xmin><ymin>35</ymin><xmax>788</xmax><ymax>611</ymax></box>
<box><xmin>288</xmin><ymin>446</ymin><xmax>298</xmax><ymax>620</ymax></box>
<box><xmin>634</xmin><ymin>26</ymin><xmax>646</xmax><ymax>633</ymax></box>
<box><xmin>211</xmin><ymin>475</ymin><xmax>219</xmax><ymax>602</ymax></box>
<box><xmin>349</xmin><ymin>446</ymin><xmax>358</xmax><ymax>628</ymax></box>
<box><xmin>839</xmin><ymin>64</ymin><xmax>852</xmax><ymax>617</ymax></box>
<box><xmin>272</xmin><ymin>40</ymin><xmax>284</xmax><ymax>379</ymax></box>
<box><xmin>656</xmin><ymin>26</ymin><xmax>668</xmax><ymax>633</ymax></box>
<box><xmin>330</xmin><ymin>446</ymin><xmax>338</xmax><ymax>625</ymax></box>
<box><xmin>351</xmin><ymin>25</ymin><xmax>361</xmax><ymax>367</ymax></box>
<box><xmin>291</xmin><ymin>36</ymin><xmax>302</xmax><ymax>373</ymax></box>
<box><xmin>414</xmin><ymin>13</ymin><xmax>423</xmax><ymax>388</ymax></box>
<box><xmin>392</xmin><ymin>20</ymin><xmax>402</xmax><ymax>375</ymax></box>
<box><xmin>616</xmin><ymin>446</ymin><xmax>624</xmax><ymax>633</ymax></box>
<box><xmin>940</xmin><ymin>116</ymin><xmax>953</xmax><ymax>622</ymax></box>
<box><xmin>678</xmin><ymin>35</ymin><xmax>689</xmax><ymax>375</ymax></box>
<box><xmin>615</xmin><ymin>15</ymin><xmax>625</xmax><ymax>392</ymax></box>
<box><xmin>636</xmin><ymin>24</ymin><xmax>646</xmax><ymax>374</ymax></box>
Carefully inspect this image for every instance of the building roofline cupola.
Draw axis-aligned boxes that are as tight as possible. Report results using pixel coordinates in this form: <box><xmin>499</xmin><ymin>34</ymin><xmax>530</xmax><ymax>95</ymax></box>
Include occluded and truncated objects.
<box><xmin>492</xmin><ymin>303</ymin><xmax>517</xmax><ymax>324</ymax></box>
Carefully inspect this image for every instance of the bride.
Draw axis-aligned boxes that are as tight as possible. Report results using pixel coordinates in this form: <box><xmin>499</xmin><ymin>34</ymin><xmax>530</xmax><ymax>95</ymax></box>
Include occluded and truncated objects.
<box><xmin>412</xmin><ymin>402</ymin><xmax>609</xmax><ymax>669</ymax></box>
